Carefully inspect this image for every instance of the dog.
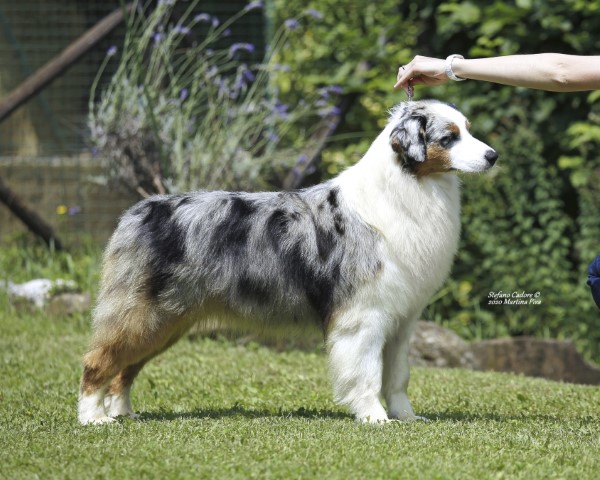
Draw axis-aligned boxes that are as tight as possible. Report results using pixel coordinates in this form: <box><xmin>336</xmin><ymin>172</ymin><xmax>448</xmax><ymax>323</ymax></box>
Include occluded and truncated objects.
<box><xmin>78</xmin><ymin>100</ymin><xmax>497</xmax><ymax>425</ymax></box>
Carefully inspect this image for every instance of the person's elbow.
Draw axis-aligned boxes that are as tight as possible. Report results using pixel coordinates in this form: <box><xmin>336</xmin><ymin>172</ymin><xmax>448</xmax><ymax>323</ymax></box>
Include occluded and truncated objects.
<box><xmin>547</xmin><ymin>58</ymin><xmax>571</xmax><ymax>91</ymax></box>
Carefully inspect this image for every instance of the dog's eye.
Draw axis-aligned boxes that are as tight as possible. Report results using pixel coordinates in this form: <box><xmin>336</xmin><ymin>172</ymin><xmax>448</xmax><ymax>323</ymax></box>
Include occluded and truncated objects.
<box><xmin>439</xmin><ymin>133</ymin><xmax>457</xmax><ymax>148</ymax></box>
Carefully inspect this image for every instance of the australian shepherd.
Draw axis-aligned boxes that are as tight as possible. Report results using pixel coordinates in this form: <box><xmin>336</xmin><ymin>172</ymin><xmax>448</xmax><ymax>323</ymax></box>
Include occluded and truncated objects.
<box><xmin>78</xmin><ymin>100</ymin><xmax>497</xmax><ymax>425</ymax></box>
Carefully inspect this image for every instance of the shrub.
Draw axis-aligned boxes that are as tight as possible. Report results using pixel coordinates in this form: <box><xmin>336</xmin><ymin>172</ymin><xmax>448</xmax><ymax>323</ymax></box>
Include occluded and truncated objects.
<box><xmin>89</xmin><ymin>0</ymin><xmax>335</xmax><ymax>197</ymax></box>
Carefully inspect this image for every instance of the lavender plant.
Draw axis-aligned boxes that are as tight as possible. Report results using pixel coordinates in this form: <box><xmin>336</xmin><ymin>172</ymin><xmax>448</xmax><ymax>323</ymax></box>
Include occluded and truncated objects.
<box><xmin>89</xmin><ymin>0</ymin><xmax>333</xmax><ymax>197</ymax></box>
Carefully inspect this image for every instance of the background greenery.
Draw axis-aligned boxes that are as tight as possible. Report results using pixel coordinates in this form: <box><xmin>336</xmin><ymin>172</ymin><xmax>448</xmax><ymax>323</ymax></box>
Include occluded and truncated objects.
<box><xmin>271</xmin><ymin>0</ymin><xmax>600</xmax><ymax>361</ymax></box>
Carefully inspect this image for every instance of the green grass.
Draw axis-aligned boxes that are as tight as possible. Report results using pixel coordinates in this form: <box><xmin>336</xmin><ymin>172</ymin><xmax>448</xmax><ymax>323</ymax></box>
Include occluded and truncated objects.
<box><xmin>1</xmin><ymin>294</ymin><xmax>599</xmax><ymax>480</ymax></box>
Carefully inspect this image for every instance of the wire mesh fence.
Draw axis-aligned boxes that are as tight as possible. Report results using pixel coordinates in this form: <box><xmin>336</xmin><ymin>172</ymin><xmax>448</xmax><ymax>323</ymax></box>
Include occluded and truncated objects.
<box><xmin>0</xmin><ymin>0</ymin><xmax>266</xmax><ymax>245</ymax></box>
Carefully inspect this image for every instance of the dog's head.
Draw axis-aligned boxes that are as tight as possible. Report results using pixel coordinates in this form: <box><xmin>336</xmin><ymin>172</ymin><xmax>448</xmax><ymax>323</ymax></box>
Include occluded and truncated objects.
<box><xmin>389</xmin><ymin>100</ymin><xmax>497</xmax><ymax>176</ymax></box>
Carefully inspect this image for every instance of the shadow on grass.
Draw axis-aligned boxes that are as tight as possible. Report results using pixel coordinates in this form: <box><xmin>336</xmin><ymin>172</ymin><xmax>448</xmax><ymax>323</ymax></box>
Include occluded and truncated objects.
<box><xmin>136</xmin><ymin>407</ymin><xmax>585</xmax><ymax>424</ymax></box>
<box><xmin>418</xmin><ymin>410</ymin><xmax>588</xmax><ymax>423</ymax></box>
<box><xmin>139</xmin><ymin>405</ymin><xmax>352</xmax><ymax>422</ymax></box>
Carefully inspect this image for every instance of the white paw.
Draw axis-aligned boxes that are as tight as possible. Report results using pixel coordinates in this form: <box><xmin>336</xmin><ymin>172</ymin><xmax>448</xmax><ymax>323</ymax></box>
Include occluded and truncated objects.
<box><xmin>358</xmin><ymin>414</ymin><xmax>391</xmax><ymax>425</ymax></box>
<box><xmin>80</xmin><ymin>416</ymin><xmax>116</xmax><ymax>425</ymax></box>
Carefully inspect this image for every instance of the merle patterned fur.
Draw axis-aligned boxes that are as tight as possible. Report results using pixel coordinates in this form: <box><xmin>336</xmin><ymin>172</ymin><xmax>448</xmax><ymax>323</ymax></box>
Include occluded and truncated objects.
<box><xmin>106</xmin><ymin>184</ymin><xmax>381</xmax><ymax>330</ymax></box>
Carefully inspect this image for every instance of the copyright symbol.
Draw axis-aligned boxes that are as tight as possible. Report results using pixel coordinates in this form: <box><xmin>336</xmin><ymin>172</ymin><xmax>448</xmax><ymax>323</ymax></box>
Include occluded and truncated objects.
<box><xmin>534</xmin><ymin>291</ymin><xmax>541</xmax><ymax>298</ymax></box>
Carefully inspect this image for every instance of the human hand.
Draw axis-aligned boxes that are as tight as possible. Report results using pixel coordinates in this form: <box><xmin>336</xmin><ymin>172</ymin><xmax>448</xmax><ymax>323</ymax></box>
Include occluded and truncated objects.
<box><xmin>394</xmin><ymin>55</ymin><xmax>450</xmax><ymax>90</ymax></box>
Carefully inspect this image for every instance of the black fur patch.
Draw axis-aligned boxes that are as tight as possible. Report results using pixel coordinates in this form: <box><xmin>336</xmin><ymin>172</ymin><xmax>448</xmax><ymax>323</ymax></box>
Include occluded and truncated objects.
<box><xmin>140</xmin><ymin>200</ymin><xmax>186</xmax><ymax>298</ymax></box>
<box><xmin>327</xmin><ymin>188</ymin><xmax>339</xmax><ymax>209</ymax></box>
<box><xmin>211</xmin><ymin>196</ymin><xmax>257</xmax><ymax>257</ymax></box>
<box><xmin>314</xmin><ymin>223</ymin><xmax>336</xmax><ymax>262</ymax></box>
<box><xmin>390</xmin><ymin>114</ymin><xmax>428</xmax><ymax>170</ymax></box>
<box><xmin>237</xmin><ymin>273</ymin><xmax>271</xmax><ymax>304</ymax></box>
<box><xmin>287</xmin><ymin>241</ymin><xmax>336</xmax><ymax>321</ymax></box>
<box><xmin>266</xmin><ymin>209</ymin><xmax>290</xmax><ymax>251</ymax></box>
<box><xmin>326</xmin><ymin>188</ymin><xmax>345</xmax><ymax>235</ymax></box>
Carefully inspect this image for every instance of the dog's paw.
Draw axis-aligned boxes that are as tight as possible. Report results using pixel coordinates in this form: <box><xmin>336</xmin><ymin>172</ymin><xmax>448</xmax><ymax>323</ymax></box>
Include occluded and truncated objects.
<box><xmin>358</xmin><ymin>414</ymin><xmax>391</xmax><ymax>425</ymax></box>
<box><xmin>80</xmin><ymin>415</ymin><xmax>116</xmax><ymax>426</ymax></box>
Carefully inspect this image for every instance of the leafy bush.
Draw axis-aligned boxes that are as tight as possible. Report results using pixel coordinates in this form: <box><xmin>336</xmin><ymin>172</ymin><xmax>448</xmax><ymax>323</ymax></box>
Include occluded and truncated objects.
<box><xmin>90</xmin><ymin>0</ymin><xmax>335</xmax><ymax>197</ymax></box>
<box><xmin>273</xmin><ymin>0</ymin><xmax>600</xmax><ymax>360</ymax></box>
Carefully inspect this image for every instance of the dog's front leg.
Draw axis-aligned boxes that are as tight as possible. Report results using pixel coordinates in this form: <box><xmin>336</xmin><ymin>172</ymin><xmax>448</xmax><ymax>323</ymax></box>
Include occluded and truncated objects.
<box><xmin>327</xmin><ymin>309</ymin><xmax>390</xmax><ymax>424</ymax></box>
<box><xmin>382</xmin><ymin>318</ymin><xmax>426</xmax><ymax>421</ymax></box>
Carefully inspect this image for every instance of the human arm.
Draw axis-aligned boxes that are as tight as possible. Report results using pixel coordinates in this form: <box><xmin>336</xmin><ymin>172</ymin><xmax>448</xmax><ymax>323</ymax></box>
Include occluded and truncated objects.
<box><xmin>394</xmin><ymin>54</ymin><xmax>600</xmax><ymax>92</ymax></box>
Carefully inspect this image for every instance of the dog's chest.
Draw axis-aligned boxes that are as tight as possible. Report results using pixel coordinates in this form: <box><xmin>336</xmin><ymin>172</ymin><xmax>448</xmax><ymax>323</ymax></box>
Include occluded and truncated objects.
<box><xmin>348</xmin><ymin>176</ymin><xmax>461</xmax><ymax>314</ymax></box>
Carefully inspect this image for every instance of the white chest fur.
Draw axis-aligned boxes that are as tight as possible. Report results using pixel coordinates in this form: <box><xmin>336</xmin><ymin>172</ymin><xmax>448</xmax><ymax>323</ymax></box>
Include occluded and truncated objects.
<box><xmin>336</xmin><ymin>133</ymin><xmax>462</xmax><ymax>319</ymax></box>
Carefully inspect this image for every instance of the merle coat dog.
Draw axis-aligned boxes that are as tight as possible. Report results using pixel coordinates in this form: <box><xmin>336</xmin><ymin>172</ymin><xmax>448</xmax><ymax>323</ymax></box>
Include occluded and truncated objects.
<box><xmin>78</xmin><ymin>100</ymin><xmax>497</xmax><ymax>425</ymax></box>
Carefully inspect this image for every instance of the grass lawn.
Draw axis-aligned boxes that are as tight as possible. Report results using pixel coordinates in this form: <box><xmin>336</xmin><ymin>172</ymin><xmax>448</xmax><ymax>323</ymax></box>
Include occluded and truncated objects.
<box><xmin>1</xmin><ymin>292</ymin><xmax>599</xmax><ymax>479</ymax></box>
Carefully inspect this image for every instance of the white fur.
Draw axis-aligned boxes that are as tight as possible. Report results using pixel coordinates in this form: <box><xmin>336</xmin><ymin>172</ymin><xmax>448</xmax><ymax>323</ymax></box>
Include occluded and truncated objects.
<box><xmin>326</xmin><ymin>102</ymin><xmax>491</xmax><ymax>423</ymax></box>
<box><xmin>78</xmin><ymin>389</ymin><xmax>115</xmax><ymax>425</ymax></box>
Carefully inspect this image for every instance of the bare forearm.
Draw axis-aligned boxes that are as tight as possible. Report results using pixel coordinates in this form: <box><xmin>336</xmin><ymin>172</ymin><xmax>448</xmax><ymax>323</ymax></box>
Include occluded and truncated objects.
<box><xmin>452</xmin><ymin>54</ymin><xmax>600</xmax><ymax>92</ymax></box>
<box><xmin>395</xmin><ymin>53</ymin><xmax>600</xmax><ymax>93</ymax></box>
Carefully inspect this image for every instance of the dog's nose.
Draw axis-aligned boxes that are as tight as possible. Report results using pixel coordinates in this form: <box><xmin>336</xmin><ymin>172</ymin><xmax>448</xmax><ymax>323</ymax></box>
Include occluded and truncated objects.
<box><xmin>485</xmin><ymin>149</ymin><xmax>498</xmax><ymax>166</ymax></box>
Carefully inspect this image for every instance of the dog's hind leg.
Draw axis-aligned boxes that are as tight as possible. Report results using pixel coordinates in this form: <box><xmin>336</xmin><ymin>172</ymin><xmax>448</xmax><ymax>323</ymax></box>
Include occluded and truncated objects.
<box><xmin>78</xmin><ymin>301</ymin><xmax>182</xmax><ymax>425</ymax></box>
<box><xmin>327</xmin><ymin>307</ymin><xmax>390</xmax><ymax>424</ymax></box>
<box><xmin>103</xmin><ymin>360</ymin><xmax>146</xmax><ymax>419</ymax></box>
<box><xmin>78</xmin><ymin>344</ymin><xmax>129</xmax><ymax>425</ymax></box>
<box><xmin>103</xmin><ymin>324</ymin><xmax>190</xmax><ymax>420</ymax></box>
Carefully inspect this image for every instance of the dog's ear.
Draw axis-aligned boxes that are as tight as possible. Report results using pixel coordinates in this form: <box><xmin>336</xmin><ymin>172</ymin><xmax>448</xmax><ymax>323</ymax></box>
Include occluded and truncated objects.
<box><xmin>390</xmin><ymin>114</ymin><xmax>427</xmax><ymax>166</ymax></box>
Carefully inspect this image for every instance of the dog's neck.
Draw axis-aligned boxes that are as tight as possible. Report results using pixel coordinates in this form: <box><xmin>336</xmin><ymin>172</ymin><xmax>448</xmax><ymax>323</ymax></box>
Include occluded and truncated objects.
<box><xmin>336</xmin><ymin>127</ymin><xmax>461</xmax><ymax>230</ymax></box>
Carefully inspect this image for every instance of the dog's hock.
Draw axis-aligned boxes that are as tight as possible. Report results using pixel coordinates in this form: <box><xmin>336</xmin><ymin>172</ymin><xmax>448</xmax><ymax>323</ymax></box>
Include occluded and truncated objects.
<box><xmin>390</xmin><ymin>114</ymin><xmax>427</xmax><ymax>165</ymax></box>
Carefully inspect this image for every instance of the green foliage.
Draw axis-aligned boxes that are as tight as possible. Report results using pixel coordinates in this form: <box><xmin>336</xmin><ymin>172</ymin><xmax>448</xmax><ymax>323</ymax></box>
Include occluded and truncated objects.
<box><xmin>416</xmin><ymin>0</ymin><xmax>600</xmax><ymax>361</ymax></box>
<box><xmin>90</xmin><ymin>1</ymin><xmax>335</xmax><ymax>196</ymax></box>
<box><xmin>0</xmin><ymin>235</ymin><xmax>101</xmax><ymax>293</ymax></box>
<box><xmin>1</xmin><ymin>306</ymin><xmax>600</xmax><ymax>479</ymax></box>
<box><xmin>272</xmin><ymin>0</ymin><xmax>419</xmax><ymax>136</ymax></box>
<box><xmin>272</xmin><ymin>0</ymin><xmax>600</xmax><ymax>360</ymax></box>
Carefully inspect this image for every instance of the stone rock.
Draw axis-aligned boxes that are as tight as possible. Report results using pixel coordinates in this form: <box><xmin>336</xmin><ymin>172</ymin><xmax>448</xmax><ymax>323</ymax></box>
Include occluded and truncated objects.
<box><xmin>3</xmin><ymin>278</ymin><xmax>78</xmax><ymax>309</ymax></box>
<box><xmin>45</xmin><ymin>292</ymin><xmax>91</xmax><ymax>316</ymax></box>
<box><xmin>409</xmin><ymin>321</ymin><xmax>479</xmax><ymax>369</ymax></box>
<box><xmin>470</xmin><ymin>337</ymin><xmax>600</xmax><ymax>385</ymax></box>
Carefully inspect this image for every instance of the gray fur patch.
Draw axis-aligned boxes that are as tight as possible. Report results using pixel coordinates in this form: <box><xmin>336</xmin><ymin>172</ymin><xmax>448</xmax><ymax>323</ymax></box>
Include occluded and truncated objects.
<box><xmin>102</xmin><ymin>182</ymin><xmax>382</xmax><ymax>329</ymax></box>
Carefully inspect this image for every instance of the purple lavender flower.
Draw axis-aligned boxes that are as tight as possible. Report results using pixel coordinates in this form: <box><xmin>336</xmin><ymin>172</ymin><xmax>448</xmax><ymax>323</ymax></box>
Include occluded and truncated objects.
<box><xmin>305</xmin><ymin>9</ymin><xmax>323</xmax><ymax>20</ymax></box>
<box><xmin>271</xmin><ymin>63</ymin><xmax>291</xmax><ymax>72</ymax></box>
<box><xmin>158</xmin><ymin>0</ymin><xmax>175</xmax><ymax>5</ymax></box>
<box><xmin>68</xmin><ymin>206</ymin><xmax>82</xmax><ymax>216</ymax></box>
<box><xmin>229</xmin><ymin>43</ymin><xmax>256</xmax><ymax>55</ymax></box>
<box><xmin>296</xmin><ymin>154</ymin><xmax>308</xmax><ymax>165</ymax></box>
<box><xmin>106</xmin><ymin>45</ymin><xmax>118</xmax><ymax>57</ymax></box>
<box><xmin>242</xmin><ymin>68</ymin><xmax>256</xmax><ymax>82</ymax></box>
<box><xmin>284</xmin><ymin>18</ymin><xmax>300</xmax><ymax>30</ymax></box>
<box><xmin>194</xmin><ymin>13</ymin><xmax>211</xmax><ymax>23</ymax></box>
<box><xmin>328</xmin><ymin>85</ymin><xmax>343</xmax><ymax>94</ymax></box>
<box><xmin>318</xmin><ymin>106</ymin><xmax>342</xmax><ymax>117</ymax></box>
<box><xmin>153</xmin><ymin>32</ymin><xmax>163</xmax><ymax>45</ymax></box>
<box><xmin>212</xmin><ymin>17</ymin><xmax>220</xmax><ymax>27</ymax></box>
<box><xmin>179</xmin><ymin>88</ymin><xmax>189</xmax><ymax>101</ymax></box>
<box><xmin>173</xmin><ymin>25</ymin><xmax>191</xmax><ymax>35</ymax></box>
<box><xmin>244</xmin><ymin>1</ymin><xmax>264</xmax><ymax>11</ymax></box>
<box><xmin>274</xmin><ymin>102</ymin><xmax>289</xmax><ymax>119</ymax></box>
